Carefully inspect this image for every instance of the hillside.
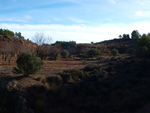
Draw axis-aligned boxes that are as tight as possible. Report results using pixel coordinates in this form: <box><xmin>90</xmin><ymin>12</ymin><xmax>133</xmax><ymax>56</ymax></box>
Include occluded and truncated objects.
<box><xmin>0</xmin><ymin>55</ymin><xmax>150</xmax><ymax>113</ymax></box>
<box><xmin>0</xmin><ymin>35</ymin><xmax>37</xmax><ymax>65</ymax></box>
<box><xmin>0</xmin><ymin>34</ymin><xmax>36</xmax><ymax>49</ymax></box>
<box><xmin>95</xmin><ymin>39</ymin><xmax>138</xmax><ymax>54</ymax></box>
<box><xmin>0</xmin><ymin>34</ymin><xmax>150</xmax><ymax>113</ymax></box>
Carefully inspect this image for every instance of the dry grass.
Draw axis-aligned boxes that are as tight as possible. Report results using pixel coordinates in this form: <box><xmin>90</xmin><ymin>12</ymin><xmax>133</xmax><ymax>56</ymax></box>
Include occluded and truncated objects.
<box><xmin>0</xmin><ymin>56</ymin><xmax>98</xmax><ymax>89</ymax></box>
<box><xmin>0</xmin><ymin>55</ymin><xmax>124</xmax><ymax>89</ymax></box>
<box><xmin>39</xmin><ymin>60</ymin><xmax>97</xmax><ymax>76</ymax></box>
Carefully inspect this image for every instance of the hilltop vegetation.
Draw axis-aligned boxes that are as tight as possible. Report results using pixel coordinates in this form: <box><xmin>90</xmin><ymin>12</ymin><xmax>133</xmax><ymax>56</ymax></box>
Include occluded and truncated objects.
<box><xmin>0</xmin><ymin>29</ymin><xmax>37</xmax><ymax>64</ymax></box>
<box><xmin>0</xmin><ymin>29</ymin><xmax>24</xmax><ymax>39</ymax></box>
<box><xmin>0</xmin><ymin>29</ymin><xmax>150</xmax><ymax>113</ymax></box>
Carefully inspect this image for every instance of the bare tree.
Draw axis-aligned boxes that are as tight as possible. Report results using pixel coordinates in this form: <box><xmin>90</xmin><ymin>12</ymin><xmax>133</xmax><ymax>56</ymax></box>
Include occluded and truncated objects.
<box><xmin>33</xmin><ymin>32</ymin><xmax>52</xmax><ymax>45</ymax></box>
<box><xmin>0</xmin><ymin>43</ymin><xmax>10</xmax><ymax>62</ymax></box>
<box><xmin>8</xmin><ymin>41</ymin><xmax>22</xmax><ymax>63</ymax></box>
<box><xmin>32</xmin><ymin>32</ymin><xmax>52</xmax><ymax>59</ymax></box>
<box><xmin>0</xmin><ymin>41</ymin><xmax>23</xmax><ymax>63</ymax></box>
<box><xmin>37</xmin><ymin>44</ymin><xmax>51</xmax><ymax>60</ymax></box>
<box><xmin>49</xmin><ymin>46</ymin><xmax>61</xmax><ymax>60</ymax></box>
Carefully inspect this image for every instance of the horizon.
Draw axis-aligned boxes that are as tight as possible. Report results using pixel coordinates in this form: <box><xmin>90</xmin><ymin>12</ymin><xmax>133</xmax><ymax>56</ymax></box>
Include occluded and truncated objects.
<box><xmin>1</xmin><ymin>0</ymin><xmax>150</xmax><ymax>43</ymax></box>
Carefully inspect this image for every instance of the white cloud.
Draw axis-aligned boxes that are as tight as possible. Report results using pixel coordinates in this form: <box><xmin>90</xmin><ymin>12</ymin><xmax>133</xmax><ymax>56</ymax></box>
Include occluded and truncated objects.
<box><xmin>0</xmin><ymin>18</ymin><xmax>14</xmax><ymax>21</ymax></box>
<box><xmin>25</xmin><ymin>15</ymin><xmax>32</xmax><ymax>19</ymax></box>
<box><xmin>135</xmin><ymin>10</ymin><xmax>150</xmax><ymax>17</ymax></box>
<box><xmin>0</xmin><ymin>18</ymin><xmax>24</xmax><ymax>22</ymax></box>
<box><xmin>68</xmin><ymin>17</ymin><xmax>88</xmax><ymax>24</ymax></box>
<box><xmin>135</xmin><ymin>11</ymin><xmax>144</xmax><ymax>16</ymax></box>
<box><xmin>1</xmin><ymin>21</ymin><xmax>150</xmax><ymax>43</ymax></box>
<box><xmin>135</xmin><ymin>11</ymin><xmax>150</xmax><ymax>19</ymax></box>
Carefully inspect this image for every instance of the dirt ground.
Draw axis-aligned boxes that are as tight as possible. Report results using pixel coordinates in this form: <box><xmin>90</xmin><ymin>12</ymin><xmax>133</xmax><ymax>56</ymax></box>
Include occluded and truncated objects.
<box><xmin>0</xmin><ymin>57</ymin><xmax>99</xmax><ymax>89</ymax></box>
<box><xmin>0</xmin><ymin>56</ymin><xmax>150</xmax><ymax>113</ymax></box>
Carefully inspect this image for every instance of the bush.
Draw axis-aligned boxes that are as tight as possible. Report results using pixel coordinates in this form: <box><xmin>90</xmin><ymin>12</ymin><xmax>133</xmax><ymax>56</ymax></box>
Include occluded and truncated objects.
<box><xmin>111</xmin><ymin>49</ymin><xmax>120</xmax><ymax>56</ymax></box>
<box><xmin>49</xmin><ymin>53</ymin><xmax>61</xmax><ymax>60</ymax></box>
<box><xmin>83</xmin><ymin>64</ymin><xmax>100</xmax><ymax>72</ymax></box>
<box><xmin>88</xmin><ymin>48</ymin><xmax>100</xmax><ymax>58</ymax></box>
<box><xmin>49</xmin><ymin>48</ymin><xmax>61</xmax><ymax>60</ymax></box>
<box><xmin>59</xmin><ymin>69</ymin><xmax>85</xmax><ymax>83</ymax></box>
<box><xmin>61</xmin><ymin>50</ymin><xmax>69</xmax><ymax>58</ymax></box>
<box><xmin>126</xmin><ymin>48</ymin><xmax>135</xmax><ymax>55</ymax></box>
<box><xmin>45</xmin><ymin>76</ymin><xmax>62</xmax><ymax>87</ymax></box>
<box><xmin>13</xmin><ymin>52</ymin><xmax>44</xmax><ymax>76</ymax></box>
<box><xmin>134</xmin><ymin>46</ymin><xmax>148</xmax><ymax>58</ymax></box>
<box><xmin>83</xmin><ymin>64</ymin><xmax>108</xmax><ymax>79</ymax></box>
<box><xmin>135</xmin><ymin>34</ymin><xmax>150</xmax><ymax>57</ymax></box>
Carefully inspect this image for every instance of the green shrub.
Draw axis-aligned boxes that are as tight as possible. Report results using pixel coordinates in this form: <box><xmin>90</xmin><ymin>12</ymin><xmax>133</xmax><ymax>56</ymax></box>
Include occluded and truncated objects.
<box><xmin>61</xmin><ymin>50</ymin><xmax>69</xmax><ymax>58</ymax></box>
<box><xmin>13</xmin><ymin>52</ymin><xmax>44</xmax><ymax>76</ymax></box>
<box><xmin>49</xmin><ymin>47</ymin><xmax>61</xmax><ymax>60</ymax></box>
<box><xmin>56</xmin><ymin>53</ymin><xmax>61</xmax><ymax>59</ymax></box>
<box><xmin>60</xmin><ymin>69</ymin><xmax>85</xmax><ymax>83</ymax></box>
<box><xmin>136</xmin><ymin>34</ymin><xmax>150</xmax><ymax>48</ymax></box>
<box><xmin>126</xmin><ymin>48</ymin><xmax>135</xmax><ymax>55</ymax></box>
<box><xmin>111</xmin><ymin>49</ymin><xmax>120</xmax><ymax>56</ymax></box>
<box><xmin>45</xmin><ymin>75</ymin><xmax>62</xmax><ymax>87</ymax></box>
<box><xmin>84</xmin><ymin>64</ymin><xmax>108</xmax><ymax>78</ymax></box>
<box><xmin>83</xmin><ymin>64</ymin><xmax>100</xmax><ymax>72</ymax></box>
<box><xmin>88</xmin><ymin>48</ymin><xmax>100</xmax><ymax>58</ymax></box>
<box><xmin>134</xmin><ymin>46</ymin><xmax>148</xmax><ymax>58</ymax></box>
<box><xmin>49</xmin><ymin>53</ymin><xmax>61</xmax><ymax>60</ymax></box>
<box><xmin>135</xmin><ymin>34</ymin><xmax>150</xmax><ymax>57</ymax></box>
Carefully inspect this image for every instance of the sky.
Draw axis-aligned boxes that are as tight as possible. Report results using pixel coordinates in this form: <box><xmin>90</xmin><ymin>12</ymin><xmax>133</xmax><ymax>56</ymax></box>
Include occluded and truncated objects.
<box><xmin>1</xmin><ymin>0</ymin><xmax>150</xmax><ymax>43</ymax></box>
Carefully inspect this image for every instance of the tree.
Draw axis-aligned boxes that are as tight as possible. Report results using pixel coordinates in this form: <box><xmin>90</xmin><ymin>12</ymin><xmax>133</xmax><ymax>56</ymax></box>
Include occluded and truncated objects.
<box><xmin>135</xmin><ymin>34</ymin><xmax>150</xmax><ymax>57</ymax></box>
<box><xmin>111</xmin><ymin>49</ymin><xmax>120</xmax><ymax>56</ymax></box>
<box><xmin>0</xmin><ymin>29</ymin><xmax>4</xmax><ymax>35</ymax></box>
<box><xmin>137</xmin><ymin>34</ymin><xmax>150</xmax><ymax>48</ymax></box>
<box><xmin>61</xmin><ymin>50</ymin><xmax>69</xmax><ymax>58</ymax></box>
<box><xmin>15</xmin><ymin>32</ymin><xmax>21</xmax><ymax>38</ymax></box>
<box><xmin>49</xmin><ymin>47</ymin><xmax>61</xmax><ymax>60</ymax></box>
<box><xmin>122</xmin><ymin>34</ymin><xmax>130</xmax><ymax>39</ymax></box>
<box><xmin>147</xmin><ymin>33</ymin><xmax>150</xmax><ymax>37</ymax></box>
<box><xmin>88</xmin><ymin>48</ymin><xmax>100</xmax><ymax>58</ymax></box>
<box><xmin>131</xmin><ymin>30</ymin><xmax>141</xmax><ymax>39</ymax></box>
<box><xmin>13</xmin><ymin>52</ymin><xmax>44</xmax><ymax>76</ymax></box>
<box><xmin>33</xmin><ymin>32</ymin><xmax>52</xmax><ymax>45</ymax></box>
<box><xmin>54</xmin><ymin>41</ymin><xmax>76</xmax><ymax>55</ymax></box>
<box><xmin>32</xmin><ymin>32</ymin><xmax>52</xmax><ymax>59</ymax></box>
<box><xmin>119</xmin><ymin>35</ymin><xmax>122</xmax><ymax>39</ymax></box>
<box><xmin>0</xmin><ymin>29</ymin><xmax>14</xmax><ymax>36</ymax></box>
<box><xmin>36</xmin><ymin>44</ymin><xmax>51</xmax><ymax>60</ymax></box>
<box><xmin>91</xmin><ymin>42</ymin><xmax>94</xmax><ymax>44</ymax></box>
<box><xmin>134</xmin><ymin>46</ymin><xmax>148</xmax><ymax>57</ymax></box>
<box><xmin>14</xmin><ymin>32</ymin><xmax>24</xmax><ymax>39</ymax></box>
<box><xmin>8</xmin><ymin>41</ymin><xmax>22</xmax><ymax>63</ymax></box>
<box><xmin>0</xmin><ymin>41</ymin><xmax>23</xmax><ymax>63</ymax></box>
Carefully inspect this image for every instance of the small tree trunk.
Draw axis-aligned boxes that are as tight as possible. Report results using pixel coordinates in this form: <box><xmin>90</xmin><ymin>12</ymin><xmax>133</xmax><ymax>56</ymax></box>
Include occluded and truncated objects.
<box><xmin>2</xmin><ymin>54</ymin><xmax>4</xmax><ymax>59</ymax></box>
<box><xmin>8</xmin><ymin>56</ymin><xmax>12</xmax><ymax>64</ymax></box>
<box><xmin>5</xmin><ymin>54</ymin><xmax>9</xmax><ymax>61</ymax></box>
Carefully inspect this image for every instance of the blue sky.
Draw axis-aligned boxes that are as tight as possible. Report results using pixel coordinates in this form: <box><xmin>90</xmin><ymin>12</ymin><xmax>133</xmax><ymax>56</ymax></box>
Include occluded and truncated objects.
<box><xmin>1</xmin><ymin>0</ymin><xmax>150</xmax><ymax>43</ymax></box>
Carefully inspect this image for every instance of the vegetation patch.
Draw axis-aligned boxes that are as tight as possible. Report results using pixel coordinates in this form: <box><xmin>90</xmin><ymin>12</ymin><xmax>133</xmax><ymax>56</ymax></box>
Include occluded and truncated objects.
<box><xmin>13</xmin><ymin>52</ymin><xmax>44</xmax><ymax>76</ymax></box>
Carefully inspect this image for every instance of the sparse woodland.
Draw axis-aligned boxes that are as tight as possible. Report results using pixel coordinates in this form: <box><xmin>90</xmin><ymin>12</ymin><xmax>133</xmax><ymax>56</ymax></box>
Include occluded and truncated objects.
<box><xmin>0</xmin><ymin>29</ymin><xmax>150</xmax><ymax>113</ymax></box>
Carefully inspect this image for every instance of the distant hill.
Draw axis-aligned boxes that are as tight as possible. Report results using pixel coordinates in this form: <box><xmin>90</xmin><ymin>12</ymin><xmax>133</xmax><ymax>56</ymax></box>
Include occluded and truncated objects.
<box><xmin>95</xmin><ymin>39</ymin><xmax>138</xmax><ymax>54</ymax></box>
<box><xmin>0</xmin><ymin>35</ymin><xmax>37</xmax><ymax>51</ymax></box>
<box><xmin>0</xmin><ymin>35</ymin><xmax>37</xmax><ymax>64</ymax></box>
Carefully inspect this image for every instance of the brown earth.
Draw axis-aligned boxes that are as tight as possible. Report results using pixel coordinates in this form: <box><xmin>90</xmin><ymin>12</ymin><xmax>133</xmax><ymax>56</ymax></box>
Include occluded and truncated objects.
<box><xmin>0</xmin><ymin>56</ymin><xmax>98</xmax><ymax>89</ymax></box>
<box><xmin>0</xmin><ymin>55</ymin><xmax>150</xmax><ymax>113</ymax></box>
